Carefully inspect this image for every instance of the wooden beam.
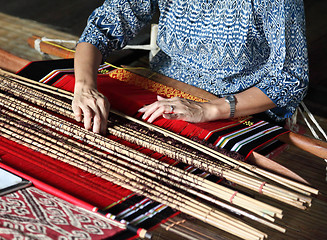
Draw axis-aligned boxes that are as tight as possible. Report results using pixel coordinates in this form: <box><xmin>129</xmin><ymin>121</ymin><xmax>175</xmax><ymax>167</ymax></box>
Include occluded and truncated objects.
<box><xmin>0</xmin><ymin>48</ymin><xmax>29</xmax><ymax>73</ymax></box>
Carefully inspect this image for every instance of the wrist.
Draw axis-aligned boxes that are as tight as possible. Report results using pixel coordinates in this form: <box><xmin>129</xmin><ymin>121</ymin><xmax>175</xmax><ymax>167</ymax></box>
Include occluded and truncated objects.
<box><xmin>203</xmin><ymin>99</ymin><xmax>231</xmax><ymax>121</ymax></box>
<box><xmin>74</xmin><ymin>78</ymin><xmax>97</xmax><ymax>92</ymax></box>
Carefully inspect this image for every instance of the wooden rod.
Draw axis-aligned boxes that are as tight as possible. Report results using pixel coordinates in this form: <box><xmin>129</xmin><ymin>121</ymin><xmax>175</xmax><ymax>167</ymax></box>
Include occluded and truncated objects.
<box><xmin>278</xmin><ymin>132</ymin><xmax>327</xmax><ymax>159</ymax></box>
<box><xmin>27</xmin><ymin>35</ymin><xmax>75</xmax><ymax>59</ymax></box>
<box><xmin>0</xmin><ymin>48</ymin><xmax>29</xmax><ymax>73</ymax></box>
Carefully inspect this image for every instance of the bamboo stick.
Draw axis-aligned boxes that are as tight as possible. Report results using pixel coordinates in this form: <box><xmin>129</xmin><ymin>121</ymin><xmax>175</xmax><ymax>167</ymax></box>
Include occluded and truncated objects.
<box><xmin>1</xmin><ymin>71</ymin><xmax>322</xmax><ymax>238</ymax></box>
<box><xmin>108</xmin><ymin>124</ymin><xmax>310</xmax><ymax>207</ymax></box>
<box><xmin>113</xmin><ymin>109</ymin><xmax>319</xmax><ymax>195</ymax></box>
<box><xmin>1</xmin><ymin>109</ymin><xmax>288</xmax><ymax>231</ymax></box>
<box><xmin>0</xmin><ymin>73</ymin><xmax>314</xmax><ymax>207</ymax></box>
<box><xmin>0</xmin><ymin>98</ymin><xmax>282</xmax><ymax>219</ymax></box>
<box><xmin>0</xmin><ymin>117</ymin><xmax>266</xmax><ymax>240</ymax></box>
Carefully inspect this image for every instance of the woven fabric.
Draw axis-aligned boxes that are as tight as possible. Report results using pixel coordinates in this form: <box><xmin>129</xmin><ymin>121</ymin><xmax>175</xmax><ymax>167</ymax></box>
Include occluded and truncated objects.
<box><xmin>0</xmin><ymin>135</ymin><xmax>177</xmax><ymax>239</ymax></box>
<box><xmin>51</xmin><ymin>69</ymin><xmax>288</xmax><ymax>158</ymax></box>
<box><xmin>3</xmin><ymin>59</ymin><xmax>290</xmax><ymax>238</ymax></box>
<box><xmin>18</xmin><ymin>59</ymin><xmax>289</xmax><ymax>158</ymax></box>
<box><xmin>0</xmin><ymin>187</ymin><xmax>122</xmax><ymax>240</ymax></box>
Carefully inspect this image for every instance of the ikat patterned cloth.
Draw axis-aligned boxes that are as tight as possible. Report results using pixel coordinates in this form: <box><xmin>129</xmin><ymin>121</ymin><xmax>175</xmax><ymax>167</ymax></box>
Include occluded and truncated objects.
<box><xmin>0</xmin><ymin>187</ymin><xmax>122</xmax><ymax>239</ymax></box>
<box><xmin>79</xmin><ymin>0</ymin><xmax>309</xmax><ymax>121</ymax></box>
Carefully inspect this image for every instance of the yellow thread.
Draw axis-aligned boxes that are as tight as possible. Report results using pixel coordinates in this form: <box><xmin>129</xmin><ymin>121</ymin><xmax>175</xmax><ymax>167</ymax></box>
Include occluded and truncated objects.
<box><xmin>148</xmin><ymin>72</ymin><xmax>157</xmax><ymax>79</ymax></box>
<box><xmin>43</xmin><ymin>40</ymin><xmax>76</xmax><ymax>53</ymax></box>
<box><xmin>41</xmin><ymin>39</ymin><xmax>149</xmax><ymax>72</ymax></box>
<box><xmin>104</xmin><ymin>62</ymin><xmax>149</xmax><ymax>71</ymax></box>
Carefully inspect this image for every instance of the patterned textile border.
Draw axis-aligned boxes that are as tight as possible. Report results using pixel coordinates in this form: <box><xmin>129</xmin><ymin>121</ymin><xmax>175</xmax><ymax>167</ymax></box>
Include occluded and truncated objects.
<box><xmin>108</xmin><ymin>68</ymin><xmax>206</xmax><ymax>102</ymax></box>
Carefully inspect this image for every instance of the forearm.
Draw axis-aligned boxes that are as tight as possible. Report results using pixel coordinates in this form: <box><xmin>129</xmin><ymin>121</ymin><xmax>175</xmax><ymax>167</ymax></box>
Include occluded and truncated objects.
<box><xmin>74</xmin><ymin>42</ymin><xmax>103</xmax><ymax>90</ymax></box>
<box><xmin>73</xmin><ymin>42</ymin><xmax>110</xmax><ymax>135</ymax></box>
<box><xmin>205</xmin><ymin>87</ymin><xmax>276</xmax><ymax>121</ymax></box>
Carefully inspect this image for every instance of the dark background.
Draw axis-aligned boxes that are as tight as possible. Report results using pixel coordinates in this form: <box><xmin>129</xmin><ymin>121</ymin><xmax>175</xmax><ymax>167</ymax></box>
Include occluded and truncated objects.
<box><xmin>0</xmin><ymin>0</ymin><xmax>326</xmax><ymax>117</ymax></box>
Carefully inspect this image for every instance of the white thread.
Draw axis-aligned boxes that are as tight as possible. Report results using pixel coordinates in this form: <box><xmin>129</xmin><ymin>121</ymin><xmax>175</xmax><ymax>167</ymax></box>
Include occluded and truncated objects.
<box><xmin>33</xmin><ymin>37</ymin><xmax>77</xmax><ymax>55</ymax></box>
<box><xmin>123</xmin><ymin>44</ymin><xmax>153</xmax><ymax>50</ymax></box>
<box><xmin>298</xmin><ymin>107</ymin><xmax>320</xmax><ymax>140</ymax></box>
<box><xmin>41</xmin><ymin>37</ymin><xmax>77</xmax><ymax>45</ymax></box>
<box><xmin>34</xmin><ymin>38</ymin><xmax>43</xmax><ymax>54</ymax></box>
<box><xmin>300</xmin><ymin>102</ymin><xmax>327</xmax><ymax>141</ymax></box>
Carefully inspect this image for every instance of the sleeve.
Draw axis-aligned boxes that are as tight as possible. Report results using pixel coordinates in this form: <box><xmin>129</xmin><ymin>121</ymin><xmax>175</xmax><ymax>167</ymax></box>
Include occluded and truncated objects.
<box><xmin>79</xmin><ymin>0</ymin><xmax>158</xmax><ymax>60</ymax></box>
<box><xmin>254</xmin><ymin>0</ymin><xmax>309</xmax><ymax>120</ymax></box>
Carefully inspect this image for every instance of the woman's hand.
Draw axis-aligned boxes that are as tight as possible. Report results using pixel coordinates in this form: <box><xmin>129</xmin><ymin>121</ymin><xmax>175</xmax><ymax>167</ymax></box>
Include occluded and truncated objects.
<box><xmin>72</xmin><ymin>86</ymin><xmax>110</xmax><ymax>135</ymax></box>
<box><xmin>138</xmin><ymin>87</ymin><xmax>277</xmax><ymax>124</ymax></box>
<box><xmin>138</xmin><ymin>95</ymin><xmax>227</xmax><ymax>123</ymax></box>
<box><xmin>74</xmin><ymin>42</ymin><xmax>108</xmax><ymax>135</ymax></box>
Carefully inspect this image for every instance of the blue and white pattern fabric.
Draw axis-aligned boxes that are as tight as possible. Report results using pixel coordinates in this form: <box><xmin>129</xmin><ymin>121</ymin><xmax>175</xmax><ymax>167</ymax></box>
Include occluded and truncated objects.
<box><xmin>79</xmin><ymin>0</ymin><xmax>309</xmax><ymax>121</ymax></box>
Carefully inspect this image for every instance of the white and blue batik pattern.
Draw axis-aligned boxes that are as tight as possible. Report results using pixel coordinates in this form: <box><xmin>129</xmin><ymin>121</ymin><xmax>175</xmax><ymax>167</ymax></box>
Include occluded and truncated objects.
<box><xmin>79</xmin><ymin>0</ymin><xmax>309</xmax><ymax>121</ymax></box>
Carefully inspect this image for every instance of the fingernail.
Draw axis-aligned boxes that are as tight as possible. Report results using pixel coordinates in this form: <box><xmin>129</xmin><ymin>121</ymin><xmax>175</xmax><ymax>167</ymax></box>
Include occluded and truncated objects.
<box><xmin>138</xmin><ymin>107</ymin><xmax>145</xmax><ymax>112</ymax></box>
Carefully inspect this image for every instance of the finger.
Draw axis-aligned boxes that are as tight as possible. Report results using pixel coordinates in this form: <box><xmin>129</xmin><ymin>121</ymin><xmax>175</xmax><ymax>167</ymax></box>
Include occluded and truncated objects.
<box><xmin>100</xmin><ymin>104</ymin><xmax>110</xmax><ymax>136</ymax></box>
<box><xmin>91</xmin><ymin>101</ymin><xmax>105</xmax><ymax>134</ymax></box>
<box><xmin>72</xmin><ymin>102</ymin><xmax>83</xmax><ymax>122</ymax></box>
<box><xmin>96</xmin><ymin>98</ymin><xmax>110</xmax><ymax>135</ymax></box>
<box><xmin>138</xmin><ymin>106</ymin><xmax>146</xmax><ymax>113</ymax></box>
<box><xmin>139</xmin><ymin>95</ymin><xmax>172</xmax><ymax>113</ymax></box>
<box><xmin>81</xmin><ymin>106</ymin><xmax>94</xmax><ymax>131</ymax></box>
<box><xmin>146</xmin><ymin>106</ymin><xmax>166</xmax><ymax>123</ymax></box>
<box><xmin>92</xmin><ymin>113</ymin><xmax>102</xmax><ymax>134</ymax></box>
<box><xmin>141</xmin><ymin>102</ymin><xmax>160</xmax><ymax>120</ymax></box>
<box><xmin>143</xmin><ymin>103</ymin><xmax>176</xmax><ymax>122</ymax></box>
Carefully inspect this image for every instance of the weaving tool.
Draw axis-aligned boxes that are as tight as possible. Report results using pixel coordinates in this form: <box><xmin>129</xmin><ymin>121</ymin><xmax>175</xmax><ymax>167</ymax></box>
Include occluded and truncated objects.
<box><xmin>0</xmin><ymin>44</ymin><xmax>327</xmax><ymax>238</ymax></box>
<box><xmin>0</xmin><ymin>65</ymin><xmax>322</xmax><ymax>238</ymax></box>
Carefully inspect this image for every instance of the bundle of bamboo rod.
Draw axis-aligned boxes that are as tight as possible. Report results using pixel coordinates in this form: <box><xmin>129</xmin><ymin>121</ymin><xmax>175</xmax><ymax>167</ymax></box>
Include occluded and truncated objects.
<box><xmin>0</xmin><ymin>90</ymin><xmax>284</xmax><ymax>221</ymax></box>
<box><xmin>0</xmin><ymin>70</ymin><xmax>319</xmax><ymax>239</ymax></box>
<box><xmin>0</xmin><ymin>70</ymin><xmax>317</xmax><ymax>199</ymax></box>
<box><xmin>0</xmin><ymin>88</ymin><xmax>269</xmax><ymax>240</ymax></box>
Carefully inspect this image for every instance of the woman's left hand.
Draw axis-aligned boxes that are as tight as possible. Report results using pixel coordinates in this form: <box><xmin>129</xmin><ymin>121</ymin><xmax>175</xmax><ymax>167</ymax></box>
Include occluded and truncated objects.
<box><xmin>138</xmin><ymin>95</ymin><xmax>219</xmax><ymax>123</ymax></box>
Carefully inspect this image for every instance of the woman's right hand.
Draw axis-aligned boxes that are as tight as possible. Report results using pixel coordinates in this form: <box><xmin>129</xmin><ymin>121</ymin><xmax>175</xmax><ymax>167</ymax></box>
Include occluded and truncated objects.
<box><xmin>72</xmin><ymin>84</ymin><xmax>110</xmax><ymax>135</ymax></box>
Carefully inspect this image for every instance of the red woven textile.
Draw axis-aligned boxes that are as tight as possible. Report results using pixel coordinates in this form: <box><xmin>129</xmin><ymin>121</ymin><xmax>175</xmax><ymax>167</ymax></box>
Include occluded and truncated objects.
<box><xmin>0</xmin><ymin>136</ymin><xmax>132</xmax><ymax>209</ymax></box>
<box><xmin>54</xmin><ymin>73</ymin><xmax>250</xmax><ymax>140</ymax></box>
<box><xmin>53</xmin><ymin>72</ymin><xmax>287</xmax><ymax>159</ymax></box>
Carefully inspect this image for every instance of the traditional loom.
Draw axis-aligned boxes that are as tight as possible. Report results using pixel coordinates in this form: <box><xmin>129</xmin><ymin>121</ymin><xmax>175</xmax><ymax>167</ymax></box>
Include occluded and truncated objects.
<box><xmin>0</xmin><ymin>57</ymin><xmax>325</xmax><ymax>239</ymax></box>
<box><xmin>18</xmin><ymin>35</ymin><xmax>327</xmax><ymax>164</ymax></box>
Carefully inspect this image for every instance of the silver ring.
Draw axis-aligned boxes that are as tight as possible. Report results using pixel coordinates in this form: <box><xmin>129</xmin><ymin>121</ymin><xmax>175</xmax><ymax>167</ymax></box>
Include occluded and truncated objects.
<box><xmin>170</xmin><ymin>105</ymin><xmax>174</xmax><ymax>113</ymax></box>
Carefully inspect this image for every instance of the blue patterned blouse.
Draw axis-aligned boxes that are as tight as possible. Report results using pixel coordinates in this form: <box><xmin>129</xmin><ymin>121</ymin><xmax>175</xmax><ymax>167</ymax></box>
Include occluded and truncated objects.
<box><xmin>79</xmin><ymin>0</ymin><xmax>309</xmax><ymax>121</ymax></box>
